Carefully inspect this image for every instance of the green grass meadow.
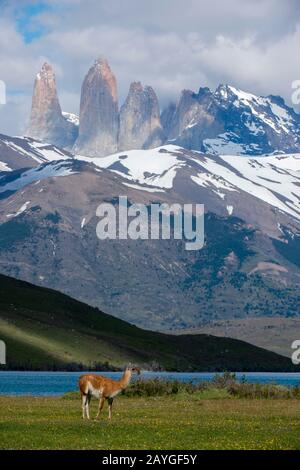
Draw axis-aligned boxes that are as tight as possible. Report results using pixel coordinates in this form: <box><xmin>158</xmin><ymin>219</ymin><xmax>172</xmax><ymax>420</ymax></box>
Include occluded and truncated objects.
<box><xmin>1</xmin><ymin>392</ymin><xmax>300</xmax><ymax>450</ymax></box>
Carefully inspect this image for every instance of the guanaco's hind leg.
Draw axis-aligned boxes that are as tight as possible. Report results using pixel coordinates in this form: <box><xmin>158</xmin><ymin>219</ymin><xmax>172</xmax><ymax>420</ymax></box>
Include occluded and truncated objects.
<box><xmin>108</xmin><ymin>398</ymin><xmax>113</xmax><ymax>421</ymax></box>
<box><xmin>81</xmin><ymin>393</ymin><xmax>91</xmax><ymax>420</ymax></box>
<box><xmin>81</xmin><ymin>393</ymin><xmax>87</xmax><ymax>419</ymax></box>
<box><xmin>95</xmin><ymin>397</ymin><xmax>105</xmax><ymax>420</ymax></box>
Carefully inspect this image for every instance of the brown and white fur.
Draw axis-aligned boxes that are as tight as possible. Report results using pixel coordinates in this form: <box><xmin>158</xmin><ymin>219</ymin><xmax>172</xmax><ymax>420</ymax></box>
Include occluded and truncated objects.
<box><xmin>79</xmin><ymin>365</ymin><xmax>140</xmax><ymax>420</ymax></box>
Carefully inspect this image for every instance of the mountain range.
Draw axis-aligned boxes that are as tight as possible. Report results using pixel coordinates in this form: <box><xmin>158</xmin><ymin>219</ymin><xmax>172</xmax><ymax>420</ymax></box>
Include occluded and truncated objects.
<box><xmin>1</xmin><ymin>57</ymin><xmax>300</xmax><ymax>359</ymax></box>
<box><xmin>26</xmin><ymin>58</ymin><xmax>300</xmax><ymax>157</ymax></box>
<box><xmin>1</xmin><ymin>131</ymin><xmax>300</xmax><ymax>355</ymax></box>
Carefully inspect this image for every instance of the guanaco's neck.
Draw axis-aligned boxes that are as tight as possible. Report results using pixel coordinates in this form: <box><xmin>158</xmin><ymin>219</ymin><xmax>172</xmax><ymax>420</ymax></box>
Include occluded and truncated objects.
<box><xmin>119</xmin><ymin>369</ymin><xmax>132</xmax><ymax>390</ymax></box>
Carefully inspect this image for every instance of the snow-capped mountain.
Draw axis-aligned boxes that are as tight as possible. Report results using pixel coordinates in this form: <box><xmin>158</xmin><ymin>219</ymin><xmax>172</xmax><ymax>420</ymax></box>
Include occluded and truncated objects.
<box><xmin>162</xmin><ymin>85</ymin><xmax>300</xmax><ymax>156</ymax></box>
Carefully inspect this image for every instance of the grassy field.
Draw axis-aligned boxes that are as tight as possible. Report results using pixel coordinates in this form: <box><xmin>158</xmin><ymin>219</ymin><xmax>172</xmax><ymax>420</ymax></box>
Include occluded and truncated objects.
<box><xmin>1</xmin><ymin>392</ymin><xmax>300</xmax><ymax>450</ymax></box>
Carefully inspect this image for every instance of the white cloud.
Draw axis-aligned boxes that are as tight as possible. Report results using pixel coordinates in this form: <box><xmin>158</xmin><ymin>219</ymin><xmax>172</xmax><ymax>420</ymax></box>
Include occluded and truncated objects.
<box><xmin>0</xmin><ymin>0</ymin><xmax>300</xmax><ymax>135</ymax></box>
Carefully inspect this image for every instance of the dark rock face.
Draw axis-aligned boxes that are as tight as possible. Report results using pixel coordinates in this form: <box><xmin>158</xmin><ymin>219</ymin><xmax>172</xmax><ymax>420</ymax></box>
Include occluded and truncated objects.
<box><xmin>160</xmin><ymin>102</ymin><xmax>176</xmax><ymax>137</ymax></box>
<box><xmin>165</xmin><ymin>87</ymin><xmax>225</xmax><ymax>151</ymax></box>
<box><xmin>163</xmin><ymin>84</ymin><xmax>300</xmax><ymax>155</ymax></box>
<box><xmin>26</xmin><ymin>63</ymin><xmax>78</xmax><ymax>149</ymax></box>
<box><xmin>73</xmin><ymin>58</ymin><xmax>119</xmax><ymax>157</ymax></box>
<box><xmin>119</xmin><ymin>82</ymin><xmax>165</xmax><ymax>151</ymax></box>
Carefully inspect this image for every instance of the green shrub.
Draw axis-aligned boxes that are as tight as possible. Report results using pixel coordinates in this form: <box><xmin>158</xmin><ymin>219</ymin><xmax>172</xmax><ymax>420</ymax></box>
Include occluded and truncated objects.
<box><xmin>123</xmin><ymin>378</ymin><xmax>206</xmax><ymax>397</ymax></box>
<box><xmin>62</xmin><ymin>373</ymin><xmax>300</xmax><ymax>400</ymax></box>
<box><xmin>211</xmin><ymin>372</ymin><xmax>237</xmax><ymax>388</ymax></box>
<box><xmin>227</xmin><ymin>382</ymin><xmax>298</xmax><ymax>399</ymax></box>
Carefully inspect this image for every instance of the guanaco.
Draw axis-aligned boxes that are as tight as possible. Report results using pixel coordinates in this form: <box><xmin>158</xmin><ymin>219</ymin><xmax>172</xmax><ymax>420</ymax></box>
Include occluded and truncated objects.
<box><xmin>79</xmin><ymin>365</ymin><xmax>140</xmax><ymax>420</ymax></box>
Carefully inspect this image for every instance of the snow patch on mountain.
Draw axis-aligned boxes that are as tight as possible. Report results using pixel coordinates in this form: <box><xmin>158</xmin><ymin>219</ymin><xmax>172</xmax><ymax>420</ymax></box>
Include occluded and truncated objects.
<box><xmin>192</xmin><ymin>152</ymin><xmax>300</xmax><ymax>220</ymax></box>
<box><xmin>0</xmin><ymin>162</ymin><xmax>12</xmax><ymax>172</ymax></box>
<box><xmin>0</xmin><ymin>161</ymin><xmax>77</xmax><ymax>195</ymax></box>
<box><xmin>227</xmin><ymin>205</ymin><xmax>234</xmax><ymax>215</ymax></box>
<box><xmin>191</xmin><ymin>171</ymin><xmax>237</xmax><ymax>193</ymax></box>
<box><xmin>122</xmin><ymin>182</ymin><xmax>165</xmax><ymax>193</ymax></box>
<box><xmin>7</xmin><ymin>201</ymin><xmax>31</xmax><ymax>218</ymax></box>
<box><xmin>62</xmin><ymin>112</ymin><xmax>79</xmax><ymax>127</ymax></box>
<box><xmin>77</xmin><ymin>145</ymin><xmax>185</xmax><ymax>189</ymax></box>
<box><xmin>28</xmin><ymin>140</ymin><xmax>71</xmax><ymax>161</ymax></box>
<box><xmin>203</xmin><ymin>133</ymin><xmax>261</xmax><ymax>155</ymax></box>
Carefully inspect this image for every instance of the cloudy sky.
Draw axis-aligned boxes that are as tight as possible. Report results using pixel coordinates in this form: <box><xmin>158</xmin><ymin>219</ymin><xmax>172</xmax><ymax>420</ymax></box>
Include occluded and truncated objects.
<box><xmin>0</xmin><ymin>0</ymin><xmax>300</xmax><ymax>135</ymax></box>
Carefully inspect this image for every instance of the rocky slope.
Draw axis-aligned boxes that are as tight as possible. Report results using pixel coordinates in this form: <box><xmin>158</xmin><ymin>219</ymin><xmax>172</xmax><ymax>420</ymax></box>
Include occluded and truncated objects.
<box><xmin>26</xmin><ymin>63</ymin><xmax>78</xmax><ymax>149</ymax></box>
<box><xmin>73</xmin><ymin>58</ymin><xmax>119</xmax><ymax>157</ymax></box>
<box><xmin>119</xmin><ymin>82</ymin><xmax>165</xmax><ymax>151</ymax></box>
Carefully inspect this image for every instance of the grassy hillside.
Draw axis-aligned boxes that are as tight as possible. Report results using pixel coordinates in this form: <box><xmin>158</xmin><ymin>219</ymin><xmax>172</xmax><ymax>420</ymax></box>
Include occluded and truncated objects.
<box><xmin>0</xmin><ymin>274</ymin><xmax>297</xmax><ymax>371</ymax></box>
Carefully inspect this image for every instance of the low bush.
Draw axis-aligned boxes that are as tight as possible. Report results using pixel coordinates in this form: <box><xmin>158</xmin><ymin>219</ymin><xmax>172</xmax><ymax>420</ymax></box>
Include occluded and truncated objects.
<box><xmin>123</xmin><ymin>378</ymin><xmax>207</xmax><ymax>397</ymax></box>
<box><xmin>124</xmin><ymin>375</ymin><xmax>300</xmax><ymax>399</ymax></box>
<box><xmin>228</xmin><ymin>382</ymin><xmax>300</xmax><ymax>399</ymax></box>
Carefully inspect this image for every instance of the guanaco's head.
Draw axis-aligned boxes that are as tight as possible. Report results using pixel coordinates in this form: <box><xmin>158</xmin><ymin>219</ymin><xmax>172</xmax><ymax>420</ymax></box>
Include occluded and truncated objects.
<box><xmin>126</xmin><ymin>364</ymin><xmax>141</xmax><ymax>375</ymax></box>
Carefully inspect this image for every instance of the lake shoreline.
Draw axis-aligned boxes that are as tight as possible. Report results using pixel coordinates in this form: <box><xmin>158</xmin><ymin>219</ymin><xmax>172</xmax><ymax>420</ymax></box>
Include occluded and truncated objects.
<box><xmin>1</xmin><ymin>371</ymin><xmax>300</xmax><ymax>397</ymax></box>
<box><xmin>1</xmin><ymin>366</ymin><xmax>300</xmax><ymax>372</ymax></box>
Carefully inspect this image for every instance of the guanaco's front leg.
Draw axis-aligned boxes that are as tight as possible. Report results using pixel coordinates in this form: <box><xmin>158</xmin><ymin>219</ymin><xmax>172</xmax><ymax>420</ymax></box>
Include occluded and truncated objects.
<box><xmin>85</xmin><ymin>395</ymin><xmax>91</xmax><ymax>420</ymax></box>
<box><xmin>95</xmin><ymin>397</ymin><xmax>105</xmax><ymax>420</ymax></box>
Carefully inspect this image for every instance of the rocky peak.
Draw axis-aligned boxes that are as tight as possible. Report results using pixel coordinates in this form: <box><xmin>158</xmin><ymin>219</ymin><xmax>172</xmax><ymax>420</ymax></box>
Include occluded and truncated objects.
<box><xmin>129</xmin><ymin>81</ymin><xmax>144</xmax><ymax>93</ymax></box>
<box><xmin>73</xmin><ymin>58</ymin><xmax>119</xmax><ymax>157</ymax></box>
<box><xmin>26</xmin><ymin>62</ymin><xmax>78</xmax><ymax>149</ymax></box>
<box><xmin>93</xmin><ymin>57</ymin><xmax>118</xmax><ymax>102</ymax></box>
<box><xmin>214</xmin><ymin>84</ymin><xmax>232</xmax><ymax>100</ymax></box>
<box><xmin>37</xmin><ymin>62</ymin><xmax>55</xmax><ymax>81</ymax></box>
<box><xmin>118</xmin><ymin>81</ymin><xmax>165</xmax><ymax>151</ymax></box>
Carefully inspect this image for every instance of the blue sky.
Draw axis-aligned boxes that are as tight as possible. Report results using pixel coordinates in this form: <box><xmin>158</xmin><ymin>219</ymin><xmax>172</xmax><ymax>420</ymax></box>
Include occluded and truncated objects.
<box><xmin>0</xmin><ymin>0</ymin><xmax>300</xmax><ymax>135</ymax></box>
<box><xmin>15</xmin><ymin>2</ymin><xmax>52</xmax><ymax>43</ymax></box>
